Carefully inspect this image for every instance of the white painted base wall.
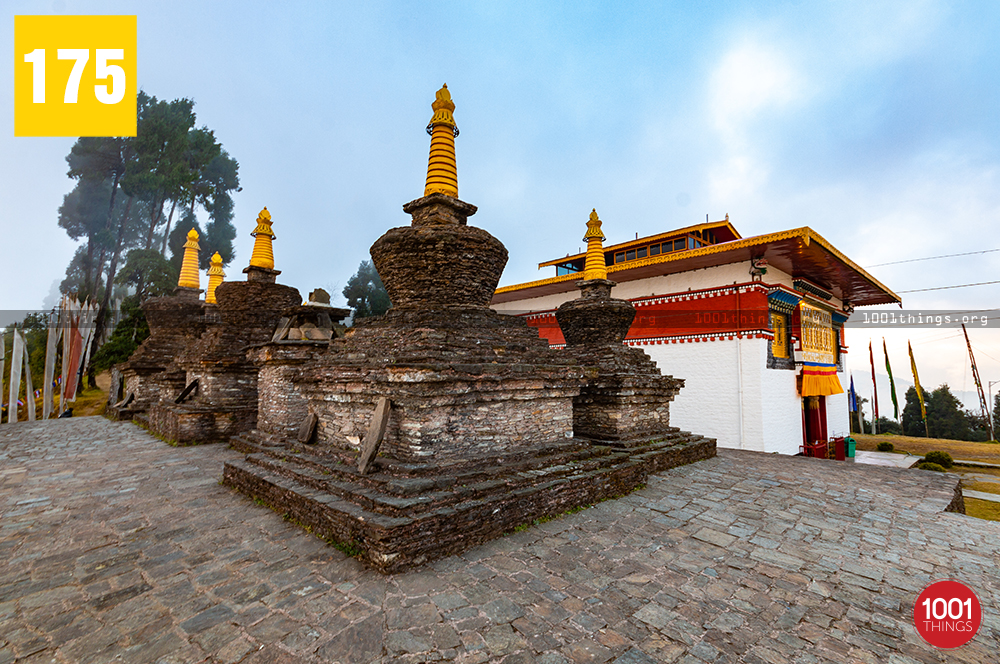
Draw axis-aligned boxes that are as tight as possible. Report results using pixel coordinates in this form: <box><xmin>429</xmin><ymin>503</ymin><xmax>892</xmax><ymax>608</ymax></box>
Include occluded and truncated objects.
<box><xmin>641</xmin><ymin>338</ymin><xmax>805</xmax><ymax>455</ymax></box>
<box><xmin>827</xmin><ymin>380</ymin><xmax>850</xmax><ymax>440</ymax></box>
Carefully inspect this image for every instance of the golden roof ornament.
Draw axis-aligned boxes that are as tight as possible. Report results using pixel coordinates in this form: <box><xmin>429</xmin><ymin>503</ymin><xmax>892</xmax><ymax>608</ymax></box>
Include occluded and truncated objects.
<box><xmin>583</xmin><ymin>208</ymin><xmax>606</xmax><ymax>242</ymax></box>
<box><xmin>582</xmin><ymin>209</ymin><xmax>608</xmax><ymax>281</ymax></box>
<box><xmin>177</xmin><ymin>228</ymin><xmax>201</xmax><ymax>289</ymax></box>
<box><xmin>248</xmin><ymin>207</ymin><xmax>276</xmax><ymax>270</ymax></box>
<box><xmin>427</xmin><ymin>84</ymin><xmax>458</xmax><ymax>135</ymax></box>
<box><xmin>205</xmin><ymin>252</ymin><xmax>225</xmax><ymax>304</ymax></box>
<box><xmin>424</xmin><ymin>84</ymin><xmax>460</xmax><ymax>198</ymax></box>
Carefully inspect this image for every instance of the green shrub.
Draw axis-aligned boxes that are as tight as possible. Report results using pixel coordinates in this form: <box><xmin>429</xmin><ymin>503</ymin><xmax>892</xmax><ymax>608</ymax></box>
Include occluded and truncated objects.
<box><xmin>923</xmin><ymin>451</ymin><xmax>954</xmax><ymax>468</ymax></box>
<box><xmin>916</xmin><ymin>462</ymin><xmax>945</xmax><ymax>472</ymax></box>
<box><xmin>876</xmin><ymin>441</ymin><xmax>894</xmax><ymax>452</ymax></box>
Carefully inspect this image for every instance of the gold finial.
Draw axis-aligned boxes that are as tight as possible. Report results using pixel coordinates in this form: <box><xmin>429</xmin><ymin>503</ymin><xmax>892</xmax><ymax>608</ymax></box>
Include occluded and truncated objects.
<box><xmin>424</xmin><ymin>84</ymin><xmax>459</xmax><ymax>197</ymax></box>
<box><xmin>583</xmin><ymin>208</ymin><xmax>605</xmax><ymax>242</ymax></box>
<box><xmin>428</xmin><ymin>84</ymin><xmax>457</xmax><ymax>132</ymax></box>
<box><xmin>249</xmin><ymin>207</ymin><xmax>276</xmax><ymax>270</ymax></box>
<box><xmin>205</xmin><ymin>252</ymin><xmax>225</xmax><ymax>304</ymax></box>
<box><xmin>177</xmin><ymin>228</ymin><xmax>201</xmax><ymax>289</ymax></box>
<box><xmin>582</xmin><ymin>209</ymin><xmax>608</xmax><ymax>280</ymax></box>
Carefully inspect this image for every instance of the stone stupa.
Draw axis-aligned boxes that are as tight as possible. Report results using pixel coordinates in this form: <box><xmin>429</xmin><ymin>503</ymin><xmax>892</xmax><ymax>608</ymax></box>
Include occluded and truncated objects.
<box><xmin>224</xmin><ymin>86</ymin><xmax>715</xmax><ymax>572</ymax></box>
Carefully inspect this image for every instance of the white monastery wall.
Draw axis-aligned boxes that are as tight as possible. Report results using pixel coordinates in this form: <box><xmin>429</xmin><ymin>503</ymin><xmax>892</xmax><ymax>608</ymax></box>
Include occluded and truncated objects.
<box><xmin>641</xmin><ymin>337</ymin><xmax>801</xmax><ymax>453</ymax></box>
<box><xmin>759</xmin><ymin>356</ymin><xmax>805</xmax><ymax>455</ymax></box>
<box><xmin>827</xmin><ymin>376</ymin><xmax>850</xmax><ymax>439</ymax></box>
<box><xmin>493</xmin><ymin>291</ymin><xmax>573</xmax><ymax>315</ymax></box>
<box><xmin>642</xmin><ymin>339</ymin><xmax>741</xmax><ymax>449</ymax></box>
<box><xmin>495</xmin><ymin>262</ymin><xmax>766</xmax><ymax>315</ymax></box>
<box><xmin>493</xmin><ymin>259</ymin><xmax>853</xmax><ymax>456</ymax></box>
<box><xmin>611</xmin><ymin>262</ymin><xmax>754</xmax><ymax>300</ymax></box>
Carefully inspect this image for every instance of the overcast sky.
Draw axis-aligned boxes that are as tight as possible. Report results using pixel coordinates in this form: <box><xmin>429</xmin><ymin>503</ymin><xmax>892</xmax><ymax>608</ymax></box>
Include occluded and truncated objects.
<box><xmin>4</xmin><ymin>0</ymin><xmax>1000</xmax><ymax>413</ymax></box>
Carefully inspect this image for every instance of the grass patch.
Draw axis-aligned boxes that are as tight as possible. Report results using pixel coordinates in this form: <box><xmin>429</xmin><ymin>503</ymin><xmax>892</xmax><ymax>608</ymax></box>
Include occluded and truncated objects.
<box><xmin>964</xmin><ymin>481</ymin><xmax>1000</xmax><ymax>495</ymax></box>
<box><xmin>854</xmin><ymin>434</ymin><xmax>1000</xmax><ymax>465</ymax></box>
<box><xmin>964</xmin><ymin>497</ymin><xmax>1000</xmax><ymax>521</ymax></box>
<box><xmin>953</xmin><ymin>465</ymin><xmax>1000</xmax><ymax>479</ymax></box>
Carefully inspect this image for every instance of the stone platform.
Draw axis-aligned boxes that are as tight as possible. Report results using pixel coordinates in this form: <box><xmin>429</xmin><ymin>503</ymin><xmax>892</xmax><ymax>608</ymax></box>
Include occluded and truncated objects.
<box><xmin>2</xmin><ymin>417</ymin><xmax>997</xmax><ymax>663</ymax></box>
<box><xmin>224</xmin><ymin>427</ymin><xmax>715</xmax><ymax>572</ymax></box>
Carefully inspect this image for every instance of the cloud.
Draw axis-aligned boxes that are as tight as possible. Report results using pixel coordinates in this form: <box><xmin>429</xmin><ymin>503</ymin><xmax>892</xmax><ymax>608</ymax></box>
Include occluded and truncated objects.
<box><xmin>709</xmin><ymin>42</ymin><xmax>803</xmax><ymax>143</ymax></box>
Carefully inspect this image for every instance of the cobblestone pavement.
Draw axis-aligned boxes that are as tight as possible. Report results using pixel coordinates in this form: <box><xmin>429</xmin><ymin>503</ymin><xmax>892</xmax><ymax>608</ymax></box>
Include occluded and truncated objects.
<box><xmin>2</xmin><ymin>417</ymin><xmax>998</xmax><ymax>664</ymax></box>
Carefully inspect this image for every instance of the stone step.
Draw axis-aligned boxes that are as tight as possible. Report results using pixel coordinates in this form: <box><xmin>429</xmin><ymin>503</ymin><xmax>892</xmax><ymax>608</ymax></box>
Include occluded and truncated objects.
<box><xmin>230</xmin><ymin>428</ymin><xmax>699</xmax><ymax>499</ymax></box>
<box><xmin>231</xmin><ymin>431</ymin><xmax>618</xmax><ymax>489</ymax></box>
<box><xmin>231</xmin><ymin>430</ymin><xmax>709</xmax><ymax>520</ymax></box>
<box><xmin>223</xmin><ymin>433</ymin><xmax>716</xmax><ymax>573</ymax></box>
<box><xmin>236</xmin><ymin>445</ymin><xmax>630</xmax><ymax>518</ymax></box>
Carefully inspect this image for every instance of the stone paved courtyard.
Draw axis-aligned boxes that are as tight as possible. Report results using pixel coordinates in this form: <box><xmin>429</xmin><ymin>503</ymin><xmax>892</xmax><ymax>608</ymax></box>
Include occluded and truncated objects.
<box><xmin>1</xmin><ymin>417</ymin><xmax>997</xmax><ymax>663</ymax></box>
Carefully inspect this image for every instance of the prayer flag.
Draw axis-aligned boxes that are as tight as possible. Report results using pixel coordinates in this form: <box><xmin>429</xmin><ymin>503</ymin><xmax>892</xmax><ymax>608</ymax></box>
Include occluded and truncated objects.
<box><xmin>883</xmin><ymin>338</ymin><xmax>898</xmax><ymax>420</ymax></box>
<box><xmin>0</xmin><ymin>334</ymin><xmax>5</xmax><ymax>425</ymax></box>
<box><xmin>43</xmin><ymin>306</ymin><xmax>62</xmax><ymax>419</ymax></box>
<box><xmin>869</xmin><ymin>340</ymin><xmax>879</xmax><ymax>423</ymax></box>
<box><xmin>9</xmin><ymin>328</ymin><xmax>24</xmax><ymax>424</ymax></box>
<box><xmin>909</xmin><ymin>341</ymin><xmax>927</xmax><ymax>424</ymax></box>
<box><xmin>23</xmin><ymin>333</ymin><xmax>35</xmax><ymax>422</ymax></box>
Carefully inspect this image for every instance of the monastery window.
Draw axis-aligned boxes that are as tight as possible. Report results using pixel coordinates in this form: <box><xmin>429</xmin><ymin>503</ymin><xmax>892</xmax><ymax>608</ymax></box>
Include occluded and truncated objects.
<box><xmin>636</xmin><ymin>247</ymin><xmax>647</xmax><ymax>259</ymax></box>
<box><xmin>675</xmin><ymin>239</ymin><xmax>686</xmax><ymax>251</ymax></box>
<box><xmin>799</xmin><ymin>304</ymin><xmax>836</xmax><ymax>365</ymax></box>
<box><xmin>614</xmin><ymin>251</ymin><xmax>625</xmax><ymax>263</ymax></box>
<box><xmin>770</xmin><ymin>311</ymin><xmax>789</xmax><ymax>358</ymax></box>
<box><xmin>626</xmin><ymin>249</ymin><xmax>636</xmax><ymax>261</ymax></box>
<box><xmin>650</xmin><ymin>244</ymin><xmax>661</xmax><ymax>256</ymax></box>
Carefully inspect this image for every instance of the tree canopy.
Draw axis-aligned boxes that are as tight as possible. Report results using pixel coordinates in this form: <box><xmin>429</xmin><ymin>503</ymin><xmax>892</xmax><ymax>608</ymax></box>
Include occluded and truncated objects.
<box><xmin>901</xmin><ymin>384</ymin><xmax>990</xmax><ymax>441</ymax></box>
<box><xmin>54</xmin><ymin>90</ymin><xmax>242</xmax><ymax>375</ymax></box>
<box><xmin>343</xmin><ymin>261</ymin><xmax>391</xmax><ymax>320</ymax></box>
<box><xmin>58</xmin><ymin>90</ymin><xmax>241</xmax><ymax>304</ymax></box>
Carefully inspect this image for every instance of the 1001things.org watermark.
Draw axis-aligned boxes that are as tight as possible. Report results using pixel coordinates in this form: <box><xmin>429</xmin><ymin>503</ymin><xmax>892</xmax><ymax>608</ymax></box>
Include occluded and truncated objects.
<box><xmin>847</xmin><ymin>310</ymin><xmax>997</xmax><ymax>328</ymax></box>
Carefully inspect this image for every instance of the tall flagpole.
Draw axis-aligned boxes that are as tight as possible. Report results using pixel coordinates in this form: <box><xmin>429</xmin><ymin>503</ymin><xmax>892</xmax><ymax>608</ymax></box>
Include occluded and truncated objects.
<box><xmin>962</xmin><ymin>323</ymin><xmax>993</xmax><ymax>442</ymax></box>
<box><xmin>869</xmin><ymin>340</ymin><xmax>880</xmax><ymax>434</ymax></box>
<box><xmin>0</xmin><ymin>331</ymin><xmax>5</xmax><ymax>424</ymax></box>
<box><xmin>909</xmin><ymin>340</ymin><xmax>929</xmax><ymax>438</ymax></box>
<box><xmin>883</xmin><ymin>338</ymin><xmax>899</xmax><ymax>421</ymax></box>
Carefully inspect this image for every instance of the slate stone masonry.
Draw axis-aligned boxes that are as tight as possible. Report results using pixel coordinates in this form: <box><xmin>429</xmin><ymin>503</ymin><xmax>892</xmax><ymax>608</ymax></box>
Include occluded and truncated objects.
<box><xmin>224</xmin><ymin>192</ymin><xmax>716</xmax><ymax>571</ymax></box>
<box><xmin>146</xmin><ymin>272</ymin><xmax>301</xmax><ymax>444</ymax></box>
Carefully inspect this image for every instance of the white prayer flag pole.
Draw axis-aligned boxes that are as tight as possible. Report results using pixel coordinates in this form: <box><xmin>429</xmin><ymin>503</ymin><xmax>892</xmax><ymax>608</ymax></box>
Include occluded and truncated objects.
<box><xmin>9</xmin><ymin>327</ymin><xmax>24</xmax><ymax>424</ymax></box>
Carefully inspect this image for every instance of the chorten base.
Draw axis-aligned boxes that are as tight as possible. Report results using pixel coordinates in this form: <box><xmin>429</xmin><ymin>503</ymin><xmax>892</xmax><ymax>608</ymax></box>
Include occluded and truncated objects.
<box><xmin>223</xmin><ymin>427</ymin><xmax>715</xmax><ymax>573</ymax></box>
<box><xmin>145</xmin><ymin>402</ymin><xmax>257</xmax><ymax>445</ymax></box>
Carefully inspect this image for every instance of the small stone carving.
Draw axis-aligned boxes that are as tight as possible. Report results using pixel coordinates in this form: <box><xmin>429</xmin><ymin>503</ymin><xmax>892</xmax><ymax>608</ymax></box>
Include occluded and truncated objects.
<box><xmin>175</xmin><ymin>379</ymin><xmax>198</xmax><ymax>404</ymax></box>
<box><xmin>297</xmin><ymin>412</ymin><xmax>318</xmax><ymax>444</ymax></box>
<box><xmin>357</xmin><ymin>397</ymin><xmax>390</xmax><ymax>474</ymax></box>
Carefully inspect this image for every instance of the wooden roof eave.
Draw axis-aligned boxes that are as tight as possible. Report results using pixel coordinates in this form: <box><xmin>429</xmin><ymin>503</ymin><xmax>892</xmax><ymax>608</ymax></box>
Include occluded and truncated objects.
<box><xmin>493</xmin><ymin>227</ymin><xmax>901</xmax><ymax>307</ymax></box>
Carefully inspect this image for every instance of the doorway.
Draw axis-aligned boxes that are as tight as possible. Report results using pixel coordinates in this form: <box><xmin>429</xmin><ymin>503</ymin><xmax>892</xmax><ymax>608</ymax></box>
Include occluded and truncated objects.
<box><xmin>803</xmin><ymin>395</ymin><xmax>827</xmax><ymax>445</ymax></box>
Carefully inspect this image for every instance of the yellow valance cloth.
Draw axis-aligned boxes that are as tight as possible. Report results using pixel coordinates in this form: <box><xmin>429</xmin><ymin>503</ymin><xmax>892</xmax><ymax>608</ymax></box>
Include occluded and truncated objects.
<box><xmin>800</xmin><ymin>362</ymin><xmax>844</xmax><ymax>397</ymax></box>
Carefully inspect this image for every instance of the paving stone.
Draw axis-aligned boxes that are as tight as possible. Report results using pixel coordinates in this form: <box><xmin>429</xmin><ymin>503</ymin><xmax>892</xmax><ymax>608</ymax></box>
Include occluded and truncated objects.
<box><xmin>387</xmin><ymin>629</ymin><xmax>434</xmax><ymax>655</ymax></box>
<box><xmin>2</xmin><ymin>419</ymin><xmax>999</xmax><ymax>663</ymax></box>
<box><xmin>483</xmin><ymin>597</ymin><xmax>525</xmax><ymax>623</ymax></box>
<box><xmin>179</xmin><ymin>603</ymin><xmax>235</xmax><ymax>634</ymax></box>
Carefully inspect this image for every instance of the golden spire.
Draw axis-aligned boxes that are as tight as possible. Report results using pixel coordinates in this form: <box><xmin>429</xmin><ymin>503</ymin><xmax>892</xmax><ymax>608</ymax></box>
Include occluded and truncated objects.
<box><xmin>205</xmin><ymin>252</ymin><xmax>225</xmax><ymax>304</ymax></box>
<box><xmin>424</xmin><ymin>84</ymin><xmax>459</xmax><ymax>198</ymax></box>
<box><xmin>177</xmin><ymin>228</ymin><xmax>201</xmax><ymax>289</ymax></box>
<box><xmin>582</xmin><ymin>209</ymin><xmax>608</xmax><ymax>280</ymax></box>
<box><xmin>248</xmin><ymin>207</ymin><xmax>276</xmax><ymax>270</ymax></box>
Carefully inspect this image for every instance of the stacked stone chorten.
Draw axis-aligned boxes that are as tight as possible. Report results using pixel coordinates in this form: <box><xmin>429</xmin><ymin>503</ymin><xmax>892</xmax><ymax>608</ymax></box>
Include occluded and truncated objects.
<box><xmin>248</xmin><ymin>288</ymin><xmax>350</xmax><ymax>441</ymax></box>
<box><xmin>224</xmin><ymin>86</ymin><xmax>715</xmax><ymax>572</ymax></box>
<box><xmin>556</xmin><ymin>210</ymin><xmax>685</xmax><ymax>442</ymax></box>
<box><xmin>108</xmin><ymin>228</ymin><xmax>209</xmax><ymax>420</ymax></box>
<box><xmin>146</xmin><ymin>209</ymin><xmax>301</xmax><ymax>443</ymax></box>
